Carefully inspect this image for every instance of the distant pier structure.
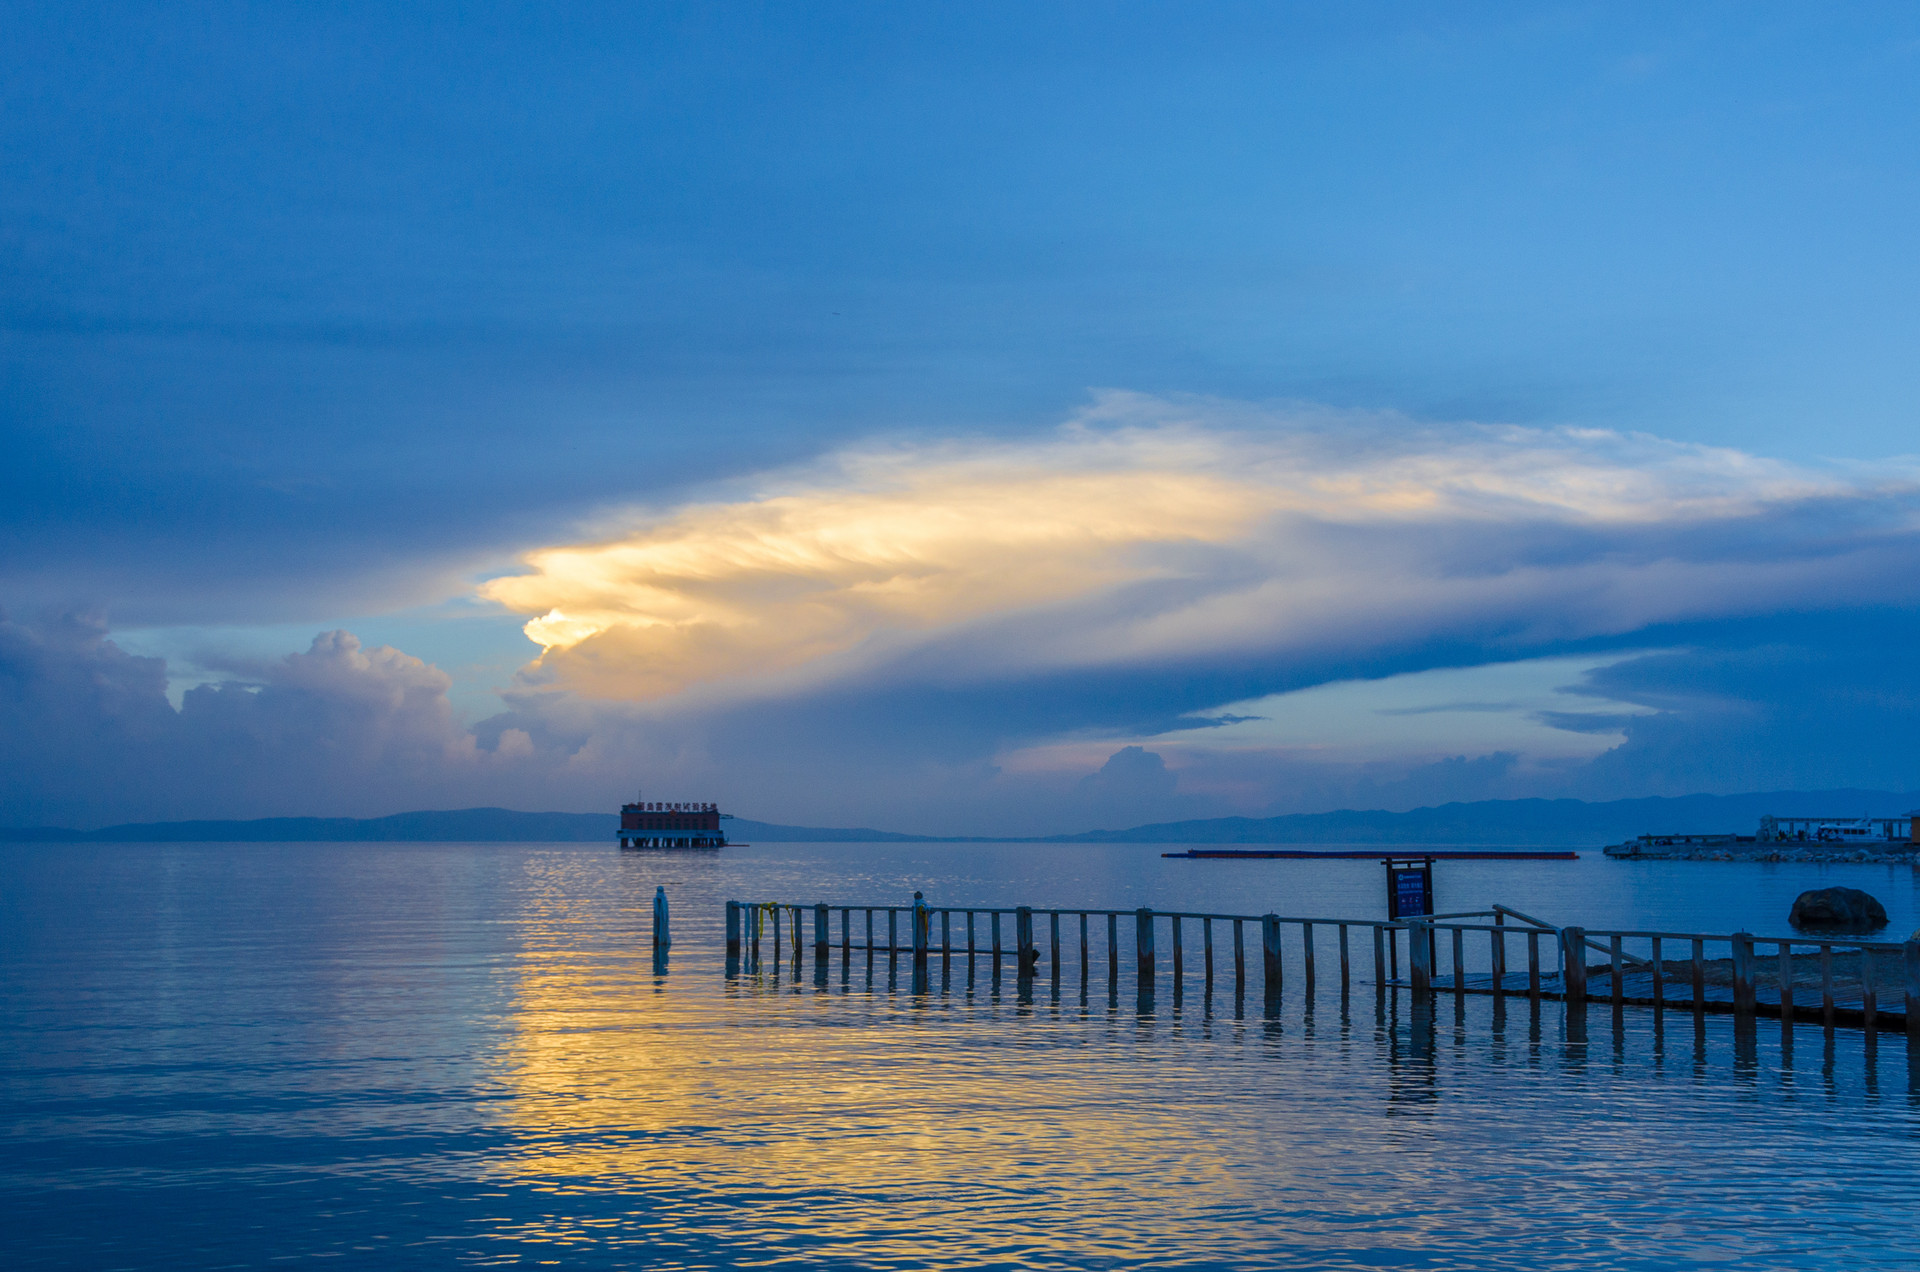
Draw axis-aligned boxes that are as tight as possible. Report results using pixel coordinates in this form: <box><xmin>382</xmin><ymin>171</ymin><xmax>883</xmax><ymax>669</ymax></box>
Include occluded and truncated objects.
<box><xmin>619</xmin><ymin>795</ymin><xmax>727</xmax><ymax>849</ymax></box>
<box><xmin>1758</xmin><ymin>814</ymin><xmax>1915</xmax><ymax>844</ymax></box>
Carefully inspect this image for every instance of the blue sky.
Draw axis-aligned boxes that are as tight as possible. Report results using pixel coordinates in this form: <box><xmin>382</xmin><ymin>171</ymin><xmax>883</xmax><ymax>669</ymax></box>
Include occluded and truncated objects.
<box><xmin>4</xmin><ymin>3</ymin><xmax>1919</xmax><ymax>831</ymax></box>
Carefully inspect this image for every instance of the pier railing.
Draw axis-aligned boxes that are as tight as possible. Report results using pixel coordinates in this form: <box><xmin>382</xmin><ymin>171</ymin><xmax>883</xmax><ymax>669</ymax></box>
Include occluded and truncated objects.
<box><xmin>723</xmin><ymin>897</ymin><xmax>1920</xmax><ymax>1036</ymax></box>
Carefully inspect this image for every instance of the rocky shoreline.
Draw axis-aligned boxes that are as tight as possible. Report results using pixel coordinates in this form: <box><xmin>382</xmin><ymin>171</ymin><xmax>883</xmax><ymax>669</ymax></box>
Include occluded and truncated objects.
<box><xmin>1609</xmin><ymin>846</ymin><xmax>1920</xmax><ymax>864</ymax></box>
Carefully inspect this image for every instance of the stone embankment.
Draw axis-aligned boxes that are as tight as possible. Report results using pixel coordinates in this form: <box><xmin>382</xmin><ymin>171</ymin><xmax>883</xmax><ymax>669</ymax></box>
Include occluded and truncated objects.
<box><xmin>1615</xmin><ymin>845</ymin><xmax>1920</xmax><ymax>864</ymax></box>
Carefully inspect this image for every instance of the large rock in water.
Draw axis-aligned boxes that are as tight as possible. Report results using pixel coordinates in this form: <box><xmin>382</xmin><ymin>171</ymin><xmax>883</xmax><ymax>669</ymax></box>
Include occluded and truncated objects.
<box><xmin>1789</xmin><ymin>887</ymin><xmax>1888</xmax><ymax>933</ymax></box>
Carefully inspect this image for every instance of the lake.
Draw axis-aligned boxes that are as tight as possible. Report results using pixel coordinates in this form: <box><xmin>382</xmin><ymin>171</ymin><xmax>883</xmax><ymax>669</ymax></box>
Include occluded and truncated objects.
<box><xmin>5</xmin><ymin>840</ymin><xmax>1919</xmax><ymax>1269</ymax></box>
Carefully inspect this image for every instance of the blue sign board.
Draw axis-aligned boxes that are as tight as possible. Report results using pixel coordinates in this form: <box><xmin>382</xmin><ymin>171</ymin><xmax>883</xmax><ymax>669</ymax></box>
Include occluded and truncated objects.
<box><xmin>1387</xmin><ymin>862</ymin><xmax>1432</xmax><ymax>919</ymax></box>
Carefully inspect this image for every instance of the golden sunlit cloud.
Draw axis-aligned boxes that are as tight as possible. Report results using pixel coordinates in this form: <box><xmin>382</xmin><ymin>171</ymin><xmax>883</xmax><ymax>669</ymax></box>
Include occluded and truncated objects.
<box><xmin>479</xmin><ymin>394</ymin><xmax>1915</xmax><ymax>703</ymax></box>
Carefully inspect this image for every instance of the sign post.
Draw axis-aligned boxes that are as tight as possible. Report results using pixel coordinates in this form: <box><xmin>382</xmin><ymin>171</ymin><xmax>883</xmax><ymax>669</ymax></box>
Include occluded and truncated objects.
<box><xmin>1385</xmin><ymin>857</ymin><xmax>1435</xmax><ymax>990</ymax></box>
<box><xmin>1385</xmin><ymin>857</ymin><xmax>1433</xmax><ymax>920</ymax></box>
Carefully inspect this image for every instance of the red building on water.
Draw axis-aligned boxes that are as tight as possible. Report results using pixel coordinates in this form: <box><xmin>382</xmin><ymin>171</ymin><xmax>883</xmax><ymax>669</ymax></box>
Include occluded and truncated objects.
<box><xmin>619</xmin><ymin>797</ymin><xmax>726</xmax><ymax>849</ymax></box>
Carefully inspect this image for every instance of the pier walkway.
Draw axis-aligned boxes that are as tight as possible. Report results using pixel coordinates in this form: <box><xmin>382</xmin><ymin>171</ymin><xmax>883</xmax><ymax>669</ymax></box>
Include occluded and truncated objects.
<box><xmin>722</xmin><ymin>897</ymin><xmax>1920</xmax><ymax>1037</ymax></box>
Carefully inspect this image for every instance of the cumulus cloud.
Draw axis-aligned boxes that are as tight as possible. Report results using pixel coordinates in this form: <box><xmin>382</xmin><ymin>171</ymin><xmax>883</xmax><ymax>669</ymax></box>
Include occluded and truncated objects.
<box><xmin>481</xmin><ymin>394</ymin><xmax>1920</xmax><ymax>706</ymax></box>
<box><xmin>0</xmin><ymin>615</ymin><xmax>578</xmax><ymax>826</ymax></box>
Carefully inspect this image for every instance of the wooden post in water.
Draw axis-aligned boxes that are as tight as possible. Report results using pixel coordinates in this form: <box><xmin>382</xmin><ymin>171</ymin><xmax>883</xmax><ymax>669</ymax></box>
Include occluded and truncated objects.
<box><xmin>1904</xmin><ymin>937</ymin><xmax>1920</xmax><ymax>1042</ymax></box>
<box><xmin>1821</xmin><ymin>944</ymin><xmax>1835</xmax><ymax>1028</ymax></box>
<box><xmin>1409</xmin><ymin>923</ymin><xmax>1431</xmax><ymax>995</ymax></box>
<box><xmin>1691</xmin><ymin>938</ymin><xmax>1706</xmax><ymax>1012</ymax></box>
<box><xmin>1261</xmin><ymin>914</ymin><xmax>1282</xmax><ymax>992</ymax></box>
<box><xmin>652</xmin><ymin>887</ymin><xmax>671</xmax><ymax>952</ymax></box>
<box><xmin>1338</xmin><ymin>925</ymin><xmax>1351</xmax><ymax>995</ymax></box>
<box><xmin>865</xmin><ymin>909</ymin><xmax>874</xmax><ymax>957</ymax></box>
<box><xmin>1235</xmin><ymin>919</ymin><xmax>1247</xmax><ymax>992</ymax></box>
<box><xmin>1050</xmin><ymin>912</ymin><xmax>1061</xmax><ymax>982</ymax></box>
<box><xmin>1778</xmin><ymin>941</ymin><xmax>1793</xmax><ymax>1019</ymax></box>
<box><xmin>1490</xmin><ymin>925</ymin><xmax>1506</xmax><ymax>1000</ymax></box>
<box><xmin>814</xmin><ymin>903</ymin><xmax>829</xmax><ymax>964</ymax></box>
<box><xmin>841</xmin><ymin>908</ymin><xmax>851</xmax><ymax>955</ymax></box>
<box><xmin>1862</xmin><ymin>948</ymin><xmax>1877</xmax><ymax>1030</ymax></box>
<box><xmin>1203</xmin><ymin>918</ymin><xmax>1215</xmax><ymax>987</ymax></box>
<box><xmin>941</xmin><ymin>909</ymin><xmax>951</xmax><ymax>958</ymax></box>
<box><xmin>966</xmin><ymin>910</ymin><xmax>976</xmax><ymax>955</ymax></box>
<box><xmin>1136</xmin><ymin>908</ymin><xmax>1155</xmax><ymax>985</ymax></box>
<box><xmin>1610</xmin><ymin>935</ymin><xmax>1624</xmax><ymax>1007</ymax></box>
<box><xmin>1372</xmin><ymin>925</ymin><xmax>1387</xmax><ymax>994</ymax></box>
<box><xmin>1527</xmin><ymin>930</ymin><xmax>1540</xmax><ymax>1000</ymax></box>
<box><xmin>1451</xmin><ymin>927</ymin><xmax>1464</xmax><ymax>999</ymax></box>
<box><xmin>1730</xmin><ymin>932</ymin><xmax>1756</xmax><ymax>1019</ymax></box>
<box><xmin>1560</xmin><ymin>926</ymin><xmax>1587</xmax><ymax>1003</ymax></box>
<box><xmin>888</xmin><ymin>909</ymin><xmax>899</xmax><ymax>956</ymax></box>
<box><xmin>1016</xmin><ymin>907</ymin><xmax>1036</xmax><ymax>976</ymax></box>
<box><xmin>1171</xmin><ymin>915</ymin><xmax>1184</xmax><ymax>985</ymax></box>
<box><xmin>992</xmin><ymin>911</ymin><xmax>1003</xmax><ymax>962</ymax></box>
<box><xmin>1080</xmin><ymin>913</ymin><xmax>1090</xmax><ymax>979</ymax></box>
<box><xmin>771</xmin><ymin>905</ymin><xmax>782</xmax><ymax>967</ymax></box>
<box><xmin>1302</xmin><ymin>922</ymin><xmax>1316</xmax><ymax>992</ymax></box>
<box><xmin>1649</xmin><ymin>936</ymin><xmax>1662</xmax><ymax>1008</ymax></box>
<box><xmin>725</xmin><ymin>900</ymin><xmax>741</xmax><ymax>958</ymax></box>
<box><xmin>912</xmin><ymin>893</ymin><xmax>929</xmax><ymax>964</ymax></box>
<box><xmin>1108</xmin><ymin>913</ymin><xmax>1119</xmax><ymax>983</ymax></box>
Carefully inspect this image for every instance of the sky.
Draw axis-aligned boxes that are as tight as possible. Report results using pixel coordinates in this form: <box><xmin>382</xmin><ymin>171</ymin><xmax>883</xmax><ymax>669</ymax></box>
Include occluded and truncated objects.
<box><xmin>4</xmin><ymin>2</ymin><xmax>1919</xmax><ymax>832</ymax></box>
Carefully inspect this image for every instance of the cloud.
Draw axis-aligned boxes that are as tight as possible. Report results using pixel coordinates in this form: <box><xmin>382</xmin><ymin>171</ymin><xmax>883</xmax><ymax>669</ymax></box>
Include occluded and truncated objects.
<box><xmin>480</xmin><ymin>394</ymin><xmax>1920</xmax><ymax>710</ymax></box>
<box><xmin>10</xmin><ymin>398</ymin><xmax>1920</xmax><ymax>835</ymax></box>
<box><xmin>0</xmin><ymin>615</ymin><xmax>563</xmax><ymax>826</ymax></box>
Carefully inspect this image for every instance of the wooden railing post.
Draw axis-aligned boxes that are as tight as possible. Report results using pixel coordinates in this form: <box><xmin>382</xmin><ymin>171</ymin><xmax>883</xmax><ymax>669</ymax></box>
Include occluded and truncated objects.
<box><xmin>1490</xmin><ymin>923</ymin><xmax>1506</xmax><ymax>1000</ymax></box>
<box><xmin>1108</xmin><ymin>913</ymin><xmax>1119</xmax><ymax>982</ymax></box>
<box><xmin>814</xmin><ymin>902</ymin><xmax>829</xmax><ymax>963</ymax></box>
<box><xmin>1235</xmin><ymin>919</ymin><xmax>1247</xmax><ymax>991</ymax></box>
<box><xmin>1731</xmin><ymin>932</ymin><xmax>1756</xmax><ymax>1018</ymax></box>
<box><xmin>1821</xmin><ymin>943</ymin><xmax>1835</xmax><ymax>1028</ymax></box>
<box><xmin>1136</xmin><ymin>908</ymin><xmax>1155</xmax><ymax>985</ymax></box>
<box><xmin>1777</xmin><ymin>941</ymin><xmax>1793</xmax><ymax>1019</ymax></box>
<box><xmin>912</xmin><ymin>893</ymin><xmax>929</xmax><ymax>964</ymax></box>
<box><xmin>1016</xmin><ymin>906</ymin><xmax>1036</xmax><ymax>976</ymax></box>
<box><xmin>1372</xmin><ymin>924</ymin><xmax>1387</xmax><ymax>993</ymax></box>
<box><xmin>1050</xmin><ymin>912</ymin><xmax>1062</xmax><ymax>982</ymax></box>
<box><xmin>1261</xmin><ymin>914</ymin><xmax>1282</xmax><ymax>992</ymax></box>
<box><xmin>1171</xmin><ymin>914</ymin><xmax>1184</xmax><ymax>984</ymax></box>
<box><xmin>1408</xmin><ymin>922</ymin><xmax>1431</xmax><ymax>995</ymax></box>
<box><xmin>1904</xmin><ymin>937</ymin><xmax>1920</xmax><ymax>1042</ymax></box>
<box><xmin>725</xmin><ymin>900</ymin><xmax>741</xmax><ymax>958</ymax></box>
<box><xmin>1561</xmin><ymin>926</ymin><xmax>1587</xmax><ymax>1002</ymax></box>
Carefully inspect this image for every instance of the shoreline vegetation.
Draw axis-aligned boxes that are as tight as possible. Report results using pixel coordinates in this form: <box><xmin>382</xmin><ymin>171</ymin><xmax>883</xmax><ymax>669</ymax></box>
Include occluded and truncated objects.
<box><xmin>4</xmin><ymin>788</ymin><xmax>1918</xmax><ymax>848</ymax></box>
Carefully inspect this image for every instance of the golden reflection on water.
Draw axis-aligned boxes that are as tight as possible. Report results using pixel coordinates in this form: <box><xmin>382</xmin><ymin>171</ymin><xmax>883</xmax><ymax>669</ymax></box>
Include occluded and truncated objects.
<box><xmin>463</xmin><ymin>854</ymin><xmax>1920</xmax><ymax>1267</ymax></box>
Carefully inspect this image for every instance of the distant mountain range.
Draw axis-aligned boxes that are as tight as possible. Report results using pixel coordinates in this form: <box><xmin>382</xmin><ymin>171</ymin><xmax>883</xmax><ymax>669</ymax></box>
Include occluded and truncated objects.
<box><xmin>4</xmin><ymin>789</ymin><xmax>1915</xmax><ymax>845</ymax></box>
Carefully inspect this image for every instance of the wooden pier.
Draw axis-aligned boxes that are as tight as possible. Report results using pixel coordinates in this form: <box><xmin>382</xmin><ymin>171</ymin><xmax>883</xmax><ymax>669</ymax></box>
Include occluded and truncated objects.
<box><xmin>723</xmin><ymin>896</ymin><xmax>1920</xmax><ymax>1037</ymax></box>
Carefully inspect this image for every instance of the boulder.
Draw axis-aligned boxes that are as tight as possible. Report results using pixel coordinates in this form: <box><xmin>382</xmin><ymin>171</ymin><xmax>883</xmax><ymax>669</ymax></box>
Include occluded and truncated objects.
<box><xmin>1788</xmin><ymin>887</ymin><xmax>1888</xmax><ymax>933</ymax></box>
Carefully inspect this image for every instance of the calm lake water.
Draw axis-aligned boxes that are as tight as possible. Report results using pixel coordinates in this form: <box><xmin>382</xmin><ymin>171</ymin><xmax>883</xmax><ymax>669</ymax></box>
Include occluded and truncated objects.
<box><xmin>5</xmin><ymin>840</ymin><xmax>1920</xmax><ymax>1270</ymax></box>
